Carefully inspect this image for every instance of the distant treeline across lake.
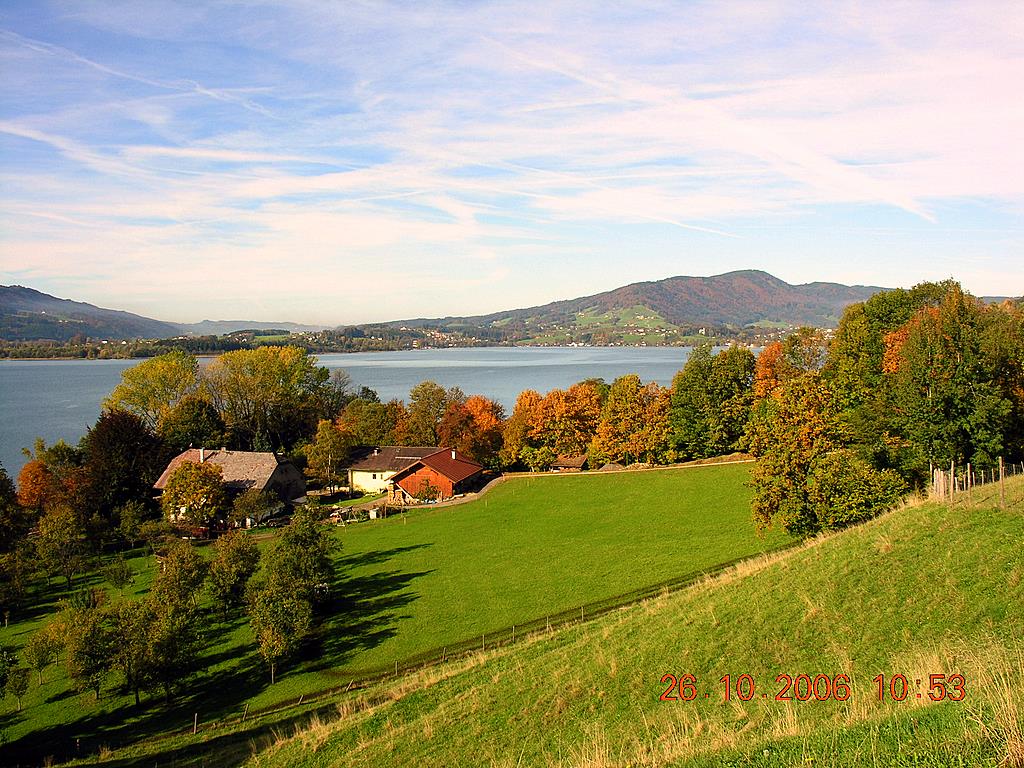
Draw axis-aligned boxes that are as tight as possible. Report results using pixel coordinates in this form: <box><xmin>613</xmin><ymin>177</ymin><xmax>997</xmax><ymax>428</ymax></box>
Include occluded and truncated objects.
<box><xmin>0</xmin><ymin>346</ymin><xmax>698</xmax><ymax>478</ymax></box>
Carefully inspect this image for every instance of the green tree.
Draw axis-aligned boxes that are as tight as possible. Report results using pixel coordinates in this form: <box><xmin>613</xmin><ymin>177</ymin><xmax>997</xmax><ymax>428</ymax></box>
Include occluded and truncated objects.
<box><xmin>0</xmin><ymin>462</ymin><xmax>33</xmax><ymax>552</ymax></box>
<box><xmin>246</xmin><ymin>579</ymin><xmax>312</xmax><ymax>684</ymax></box>
<box><xmin>337</xmin><ymin>397</ymin><xmax>404</xmax><ymax>446</ymax></box>
<box><xmin>398</xmin><ymin>381</ymin><xmax>465</xmax><ymax>445</ymax></box>
<box><xmin>230</xmin><ymin>488</ymin><xmax>277</xmax><ymax>528</ymax></box>
<box><xmin>102</xmin><ymin>555</ymin><xmax>135</xmax><ymax>595</ymax></box>
<box><xmin>305</xmin><ymin>420</ymin><xmax>351</xmax><ymax>492</ymax></box>
<box><xmin>5</xmin><ymin>666</ymin><xmax>29</xmax><ymax>710</ymax></box>
<box><xmin>0</xmin><ymin>543</ymin><xmax>34</xmax><ymax>626</ymax></box>
<box><xmin>160</xmin><ymin>461</ymin><xmax>229</xmax><ymax>531</ymax></box>
<box><xmin>263</xmin><ymin>507</ymin><xmax>337</xmax><ymax>608</ymax></box>
<box><xmin>145</xmin><ymin>597</ymin><xmax>202</xmax><ymax>702</ymax></box>
<box><xmin>151</xmin><ymin>539</ymin><xmax>208</xmax><ymax>608</ymax></box>
<box><xmin>104</xmin><ymin>349</ymin><xmax>200</xmax><ymax>429</ymax></box>
<box><xmin>106</xmin><ymin>599</ymin><xmax>153</xmax><ymax>705</ymax></box>
<box><xmin>208</xmin><ymin>531</ymin><xmax>261</xmax><ymax>618</ymax></box>
<box><xmin>806</xmin><ymin>450</ymin><xmax>907</xmax><ymax>531</ymax></box>
<box><xmin>35</xmin><ymin>504</ymin><xmax>88</xmax><ymax>590</ymax></box>
<box><xmin>60</xmin><ymin>605</ymin><xmax>110</xmax><ymax>699</ymax></box>
<box><xmin>22</xmin><ymin>626</ymin><xmax>60</xmax><ymax>686</ymax></box>
<box><xmin>79</xmin><ymin>409</ymin><xmax>165</xmax><ymax>546</ymax></box>
<box><xmin>156</xmin><ymin>394</ymin><xmax>228</xmax><ymax>453</ymax></box>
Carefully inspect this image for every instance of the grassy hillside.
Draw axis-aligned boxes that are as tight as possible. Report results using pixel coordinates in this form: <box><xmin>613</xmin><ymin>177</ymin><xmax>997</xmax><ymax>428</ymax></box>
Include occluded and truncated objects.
<box><xmin>0</xmin><ymin>463</ymin><xmax>787</xmax><ymax>763</ymax></box>
<box><xmin>248</xmin><ymin>477</ymin><xmax>1024</xmax><ymax>768</ymax></box>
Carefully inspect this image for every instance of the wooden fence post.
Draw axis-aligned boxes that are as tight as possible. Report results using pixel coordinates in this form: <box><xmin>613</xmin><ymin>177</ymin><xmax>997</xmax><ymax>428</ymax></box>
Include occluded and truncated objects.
<box><xmin>999</xmin><ymin>457</ymin><xmax>1005</xmax><ymax>508</ymax></box>
<box><xmin>193</xmin><ymin>713</ymin><xmax>198</xmax><ymax>735</ymax></box>
<box><xmin>967</xmin><ymin>463</ymin><xmax>972</xmax><ymax>505</ymax></box>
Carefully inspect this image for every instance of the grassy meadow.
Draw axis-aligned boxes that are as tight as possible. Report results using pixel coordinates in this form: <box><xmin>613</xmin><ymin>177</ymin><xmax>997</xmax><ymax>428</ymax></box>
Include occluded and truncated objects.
<box><xmin>239</xmin><ymin>475</ymin><xmax>1024</xmax><ymax>768</ymax></box>
<box><xmin>0</xmin><ymin>462</ymin><xmax>787</xmax><ymax>764</ymax></box>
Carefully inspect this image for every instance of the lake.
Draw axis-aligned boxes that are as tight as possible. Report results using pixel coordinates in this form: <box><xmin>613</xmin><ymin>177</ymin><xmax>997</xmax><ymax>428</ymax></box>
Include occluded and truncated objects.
<box><xmin>0</xmin><ymin>346</ymin><xmax>697</xmax><ymax>479</ymax></box>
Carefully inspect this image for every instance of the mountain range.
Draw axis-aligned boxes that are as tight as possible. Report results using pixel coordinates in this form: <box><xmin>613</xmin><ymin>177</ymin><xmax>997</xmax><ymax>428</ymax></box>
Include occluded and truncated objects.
<box><xmin>4</xmin><ymin>271</ymin><xmax>1005</xmax><ymax>344</ymax></box>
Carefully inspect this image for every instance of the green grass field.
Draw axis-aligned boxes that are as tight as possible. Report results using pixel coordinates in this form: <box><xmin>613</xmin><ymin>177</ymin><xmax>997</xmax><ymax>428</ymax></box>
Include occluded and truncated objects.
<box><xmin>0</xmin><ymin>462</ymin><xmax>785</xmax><ymax>764</ymax></box>
<box><xmin>244</xmin><ymin>476</ymin><xmax>1024</xmax><ymax>768</ymax></box>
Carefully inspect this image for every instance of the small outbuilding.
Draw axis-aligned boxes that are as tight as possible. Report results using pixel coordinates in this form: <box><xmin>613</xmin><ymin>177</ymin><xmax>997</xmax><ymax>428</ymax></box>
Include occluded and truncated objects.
<box><xmin>552</xmin><ymin>454</ymin><xmax>588</xmax><ymax>472</ymax></box>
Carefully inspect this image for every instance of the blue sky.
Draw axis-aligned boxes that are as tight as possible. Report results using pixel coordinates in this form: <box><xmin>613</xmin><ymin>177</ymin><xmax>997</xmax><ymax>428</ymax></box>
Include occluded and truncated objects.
<box><xmin>0</xmin><ymin>1</ymin><xmax>1021</xmax><ymax>324</ymax></box>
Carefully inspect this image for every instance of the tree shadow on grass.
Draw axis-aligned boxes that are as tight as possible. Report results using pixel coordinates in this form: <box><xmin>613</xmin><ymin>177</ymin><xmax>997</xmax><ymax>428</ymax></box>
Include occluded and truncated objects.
<box><xmin>306</xmin><ymin>543</ymin><xmax>435</xmax><ymax>671</ymax></box>
<box><xmin>0</xmin><ymin>542</ymin><xmax>437</xmax><ymax>766</ymax></box>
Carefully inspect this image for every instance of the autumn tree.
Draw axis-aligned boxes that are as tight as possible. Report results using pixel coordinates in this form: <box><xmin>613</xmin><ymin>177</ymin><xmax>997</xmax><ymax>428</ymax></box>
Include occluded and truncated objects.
<box><xmin>305</xmin><ymin>419</ymin><xmax>351</xmax><ymax>492</ymax></box>
<box><xmin>160</xmin><ymin>461</ymin><xmax>229</xmax><ymax>531</ymax></box>
<box><xmin>104</xmin><ymin>349</ymin><xmax>200</xmax><ymax>429</ymax></box>
<box><xmin>205</xmin><ymin>346</ymin><xmax>332</xmax><ymax>450</ymax></box>
<box><xmin>438</xmin><ymin>395</ymin><xmax>505</xmax><ymax>466</ymax></box>
<box><xmin>500</xmin><ymin>389</ymin><xmax>543</xmax><ymax>467</ymax></box>
<box><xmin>590</xmin><ymin>375</ymin><xmax>671</xmax><ymax>465</ymax></box>
<box><xmin>102</xmin><ymin>555</ymin><xmax>135</xmax><ymax>595</ymax></box>
<box><xmin>746</xmin><ymin>373</ymin><xmax>905</xmax><ymax>537</ymax></box>
<box><xmin>533</xmin><ymin>382</ymin><xmax>603</xmax><ymax>457</ymax></box>
<box><xmin>17</xmin><ymin>439</ymin><xmax>85</xmax><ymax>514</ymax></box>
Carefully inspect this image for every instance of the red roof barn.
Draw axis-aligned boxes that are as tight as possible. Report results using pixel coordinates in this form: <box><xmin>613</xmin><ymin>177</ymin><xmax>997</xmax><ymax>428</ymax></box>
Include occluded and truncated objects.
<box><xmin>385</xmin><ymin>448</ymin><xmax>483</xmax><ymax>504</ymax></box>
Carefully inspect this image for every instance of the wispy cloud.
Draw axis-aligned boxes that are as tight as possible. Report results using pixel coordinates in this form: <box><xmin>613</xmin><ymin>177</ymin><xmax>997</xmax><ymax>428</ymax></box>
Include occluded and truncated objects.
<box><xmin>0</xmin><ymin>1</ymin><xmax>1021</xmax><ymax>322</ymax></box>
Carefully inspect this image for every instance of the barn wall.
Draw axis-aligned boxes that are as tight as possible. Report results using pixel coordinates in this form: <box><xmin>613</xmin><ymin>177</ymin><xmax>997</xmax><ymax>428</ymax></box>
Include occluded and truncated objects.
<box><xmin>396</xmin><ymin>466</ymin><xmax>455</xmax><ymax>500</ymax></box>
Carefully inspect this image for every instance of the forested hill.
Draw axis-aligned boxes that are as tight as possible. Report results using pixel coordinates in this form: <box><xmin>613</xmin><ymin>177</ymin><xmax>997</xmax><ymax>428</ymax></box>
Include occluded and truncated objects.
<box><xmin>0</xmin><ymin>286</ymin><xmax>322</xmax><ymax>342</ymax></box>
<box><xmin>0</xmin><ymin>285</ymin><xmax>182</xmax><ymax>342</ymax></box>
<box><xmin>387</xmin><ymin>270</ymin><xmax>888</xmax><ymax>338</ymax></box>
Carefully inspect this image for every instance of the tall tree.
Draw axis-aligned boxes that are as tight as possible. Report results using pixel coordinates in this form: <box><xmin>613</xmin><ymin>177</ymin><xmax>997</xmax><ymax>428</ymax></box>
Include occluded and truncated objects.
<box><xmin>884</xmin><ymin>285</ymin><xmax>1018</xmax><ymax>472</ymax></box>
<box><xmin>35</xmin><ymin>505</ymin><xmax>88</xmax><ymax>590</ymax></box>
<box><xmin>437</xmin><ymin>395</ymin><xmax>505</xmax><ymax>466</ymax></box>
<box><xmin>156</xmin><ymin>395</ymin><xmax>228</xmax><ymax>453</ymax></box>
<box><xmin>80</xmin><ymin>409</ymin><xmax>166</xmax><ymax>543</ymax></box>
<box><xmin>22</xmin><ymin>626</ymin><xmax>59</xmax><ymax>686</ymax></box>
<box><xmin>205</xmin><ymin>346</ymin><xmax>332</xmax><ymax>450</ymax></box>
<box><xmin>208</xmin><ymin>531</ymin><xmax>261</xmax><ymax>618</ymax></box>
<box><xmin>104</xmin><ymin>349</ymin><xmax>200</xmax><ymax>429</ymax></box>
<box><xmin>305</xmin><ymin>420</ymin><xmax>351</xmax><ymax>492</ymax></box>
<box><xmin>246</xmin><ymin>579</ymin><xmax>312</xmax><ymax>685</ymax></box>
<box><xmin>500</xmin><ymin>389</ymin><xmax>543</xmax><ymax>467</ymax></box>
<box><xmin>398</xmin><ymin>381</ymin><xmax>465</xmax><ymax>445</ymax></box>
<box><xmin>590</xmin><ymin>375</ymin><xmax>670</xmax><ymax>465</ymax></box>
<box><xmin>337</xmin><ymin>398</ymin><xmax>404</xmax><ymax>446</ymax></box>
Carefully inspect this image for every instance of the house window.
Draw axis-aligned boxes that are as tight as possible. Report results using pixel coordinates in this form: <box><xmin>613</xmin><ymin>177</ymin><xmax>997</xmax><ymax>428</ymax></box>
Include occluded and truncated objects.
<box><xmin>372</xmin><ymin>473</ymin><xmax>377</xmax><ymax>479</ymax></box>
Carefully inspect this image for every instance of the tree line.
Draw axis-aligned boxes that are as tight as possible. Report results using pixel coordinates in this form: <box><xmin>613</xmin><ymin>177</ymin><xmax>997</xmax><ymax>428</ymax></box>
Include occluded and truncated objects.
<box><xmin>0</xmin><ymin>279</ymin><xmax>1020</xmax><ymax>713</ymax></box>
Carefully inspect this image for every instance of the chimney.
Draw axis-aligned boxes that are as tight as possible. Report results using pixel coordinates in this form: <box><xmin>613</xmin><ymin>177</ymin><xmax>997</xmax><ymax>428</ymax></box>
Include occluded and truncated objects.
<box><xmin>199</xmin><ymin>448</ymin><xmax>205</xmax><ymax>463</ymax></box>
<box><xmin>373</xmin><ymin>448</ymin><xmax>379</xmax><ymax>456</ymax></box>
<box><xmin>451</xmin><ymin>449</ymin><xmax>456</xmax><ymax>460</ymax></box>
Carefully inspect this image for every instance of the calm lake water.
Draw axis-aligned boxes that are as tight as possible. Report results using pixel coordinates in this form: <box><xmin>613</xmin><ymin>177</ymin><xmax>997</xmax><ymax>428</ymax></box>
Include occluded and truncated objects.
<box><xmin>0</xmin><ymin>346</ymin><xmax>695</xmax><ymax>479</ymax></box>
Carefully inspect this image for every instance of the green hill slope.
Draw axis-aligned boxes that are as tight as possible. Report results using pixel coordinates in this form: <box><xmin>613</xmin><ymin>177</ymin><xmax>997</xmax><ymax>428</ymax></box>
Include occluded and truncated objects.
<box><xmin>251</xmin><ymin>478</ymin><xmax>1024</xmax><ymax>768</ymax></box>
